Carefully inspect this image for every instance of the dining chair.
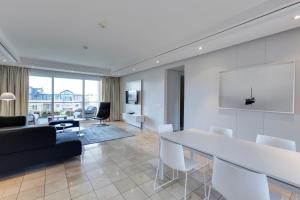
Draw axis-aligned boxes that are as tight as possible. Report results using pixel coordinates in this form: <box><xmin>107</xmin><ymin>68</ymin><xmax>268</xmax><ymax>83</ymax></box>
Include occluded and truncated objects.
<box><xmin>158</xmin><ymin>124</ymin><xmax>173</xmax><ymax>135</ymax></box>
<box><xmin>154</xmin><ymin>138</ymin><xmax>199</xmax><ymax>200</ymax></box>
<box><xmin>256</xmin><ymin>134</ymin><xmax>297</xmax><ymax>200</ymax></box>
<box><xmin>209</xmin><ymin>126</ymin><xmax>233</xmax><ymax>138</ymax></box>
<box><xmin>256</xmin><ymin>134</ymin><xmax>296</xmax><ymax>151</ymax></box>
<box><xmin>207</xmin><ymin>157</ymin><xmax>281</xmax><ymax>200</ymax></box>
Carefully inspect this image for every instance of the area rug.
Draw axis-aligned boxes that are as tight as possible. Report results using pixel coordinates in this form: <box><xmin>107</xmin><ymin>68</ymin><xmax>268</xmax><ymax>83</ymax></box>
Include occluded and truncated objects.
<box><xmin>56</xmin><ymin>125</ymin><xmax>134</xmax><ymax>145</ymax></box>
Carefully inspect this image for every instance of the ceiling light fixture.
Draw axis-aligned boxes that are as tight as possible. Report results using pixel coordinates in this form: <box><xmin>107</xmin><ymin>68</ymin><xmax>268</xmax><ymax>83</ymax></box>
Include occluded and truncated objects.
<box><xmin>294</xmin><ymin>15</ymin><xmax>300</xmax><ymax>20</ymax></box>
<box><xmin>156</xmin><ymin>60</ymin><xmax>160</xmax><ymax>64</ymax></box>
<box><xmin>198</xmin><ymin>46</ymin><xmax>203</xmax><ymax>50</ymax></box>
<box><xmin>132</xmin><ymin>68</ymin><xmax>136</xmax><ymax>71</ymax></box>
<box><xmin>98</xmin><ymin>21</ymin><xmax>107</xmax><ymax>29</ymax></box>
<box><xmin>83</xmin><ymin>45</ymin><xmax>88</xmax><ymax>50</ymax></box>
<box><xmin>2</xmin><ymin>59</ymin><xmax>7</xmax><ymax>62</ymax></box>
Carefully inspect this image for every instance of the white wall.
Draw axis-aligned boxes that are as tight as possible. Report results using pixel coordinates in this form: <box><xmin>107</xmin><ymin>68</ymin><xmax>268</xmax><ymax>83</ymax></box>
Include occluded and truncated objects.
<box><xmin>120</xmin><ymin>68</ymin><xmax>166</xmax><ymax>130</ymax></box>
<box><xmin>120</xmin><ymin>27</ymin><xmax>300</xmax><ymax>150</ymax></box>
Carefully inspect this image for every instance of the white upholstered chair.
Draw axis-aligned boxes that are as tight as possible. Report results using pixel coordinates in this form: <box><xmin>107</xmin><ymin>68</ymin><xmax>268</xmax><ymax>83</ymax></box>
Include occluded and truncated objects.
<box><xmin>256</xmin><ymin>134</ymin><xmax>296</xmax><ymax>151</ymax></box>
<box><xmin>154</xmin><ymin>138</ymin><xmax>198</xmax><ymax>200</ymax></box>
<box><xmin>208</xmin><ymin>157</ymin><xmax>282</xmax><ymax>200</ymax></box>
<box><xmin>209</xmin><ymin>126</ymin><xmax>233</xmax><ymax>138</ymax></box>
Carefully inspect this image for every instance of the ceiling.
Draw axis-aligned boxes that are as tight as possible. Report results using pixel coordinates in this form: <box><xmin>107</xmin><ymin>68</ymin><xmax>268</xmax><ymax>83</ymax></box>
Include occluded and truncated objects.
<box><xmin>0</xmin><ymin>0</ymin><xmax>300</xmax><ymax>76</ymax></box>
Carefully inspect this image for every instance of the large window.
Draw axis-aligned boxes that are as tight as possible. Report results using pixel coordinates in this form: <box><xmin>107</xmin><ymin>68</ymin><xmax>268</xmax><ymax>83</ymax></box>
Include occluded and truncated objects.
<box><xmin>54</xmin><ymin>78</ymin><xmax>83</xmax><ymax>120</ymax></box>
<box><xmin>85</xmin><ymin>80</ymin><xmax>102</xmax><ymax>115</ymax></box>
<box><xmin>29</xmin><ymin>76</ymin><xmax>52</xmax><ymax>124</ymax></box>
<box><xmin>29</xmin><ymin>75</ymin><xmax>101</xmax><ymax>124</ymax></box>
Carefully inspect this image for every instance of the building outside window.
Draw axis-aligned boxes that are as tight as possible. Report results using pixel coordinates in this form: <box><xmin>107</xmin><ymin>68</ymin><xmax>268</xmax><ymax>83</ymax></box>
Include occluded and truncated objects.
<box><xmin>29</xmin><ymin>75</ymin><xmax>102</xmax><ymax>124</ymax></box>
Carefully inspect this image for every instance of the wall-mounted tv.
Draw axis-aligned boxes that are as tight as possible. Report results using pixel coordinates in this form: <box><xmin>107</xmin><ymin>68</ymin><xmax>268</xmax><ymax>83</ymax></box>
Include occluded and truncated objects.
<box><xmin>219</xmin><ymin>62</ymin><xmax>295</xmax><ymax>114</ymax></box>
<box><xmin>126</xmin><ymin>90</ymin><xmax>139</xmax><ymax>104</ymax></box>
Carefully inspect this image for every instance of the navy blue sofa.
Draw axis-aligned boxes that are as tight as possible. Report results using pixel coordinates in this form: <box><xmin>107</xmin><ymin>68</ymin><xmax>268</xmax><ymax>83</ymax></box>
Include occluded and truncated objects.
<box><xmin>0</xmin><ymin>116</ymin><xmax>82</xmax><ymax>175</ymax></box>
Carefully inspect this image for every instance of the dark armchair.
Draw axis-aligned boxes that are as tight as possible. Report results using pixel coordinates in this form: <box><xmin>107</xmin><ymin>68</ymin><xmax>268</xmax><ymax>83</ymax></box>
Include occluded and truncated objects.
<box><xmin>92</xmin><ymin>102</ymin><xmax>110</xmax><ymax>126</ymax></box>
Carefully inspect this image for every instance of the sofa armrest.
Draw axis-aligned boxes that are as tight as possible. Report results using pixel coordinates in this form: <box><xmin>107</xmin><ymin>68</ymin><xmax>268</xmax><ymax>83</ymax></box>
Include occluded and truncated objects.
<box><xmin>0</xmin><ymin>126</ymin><xmax>56</xmax><ymax>155</ymax></box>
<box><xmin>0</xmin><ymin>116</ymin><xmax>27</xmax><ymax>127</ymax></box>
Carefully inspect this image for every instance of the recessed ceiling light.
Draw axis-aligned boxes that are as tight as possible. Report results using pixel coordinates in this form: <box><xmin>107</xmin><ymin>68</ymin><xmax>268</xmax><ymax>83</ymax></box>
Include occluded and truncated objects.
<box><xmin>98</xmin><ymin>21</ymin><xmax>107</xmax><ymax>29</ymax></box>
<box><xmin>198</xmin><ymin>46</ymin><xmax>203</xmax><ymax>50</ymax></box>
<box><xmin>2</xmin><ymin>59</ymin><xmax>7</xmax><ymax>62</ymax></box>
<box><xmin>294</xmin><ymin>15</ymin><xmax>300</xmax><ymax>20</ymax></box>
<box><xmin>132</xmin><ymin>68</ymin><xmax>136</xmax><ymax>71</ymax></box>
<box><xmin>156</xmin><ymin>60</ymin><xmax>160</xmax><ymax>64</ymax></box>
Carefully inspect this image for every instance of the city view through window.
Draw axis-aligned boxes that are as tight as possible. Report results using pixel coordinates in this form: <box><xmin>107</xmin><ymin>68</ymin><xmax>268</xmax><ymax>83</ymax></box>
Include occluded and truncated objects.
<box><xmin>29</xmin><ymin>76</ymin><xmax>102</xmax><ymax>124</ymax></box>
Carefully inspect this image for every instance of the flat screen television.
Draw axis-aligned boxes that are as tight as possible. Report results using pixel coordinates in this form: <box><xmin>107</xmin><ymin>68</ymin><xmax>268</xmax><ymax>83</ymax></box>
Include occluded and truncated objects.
<box><xmin>126</xmin><ymin>90</ymin><xmax>139</xmax><ymax>104</ymax></box>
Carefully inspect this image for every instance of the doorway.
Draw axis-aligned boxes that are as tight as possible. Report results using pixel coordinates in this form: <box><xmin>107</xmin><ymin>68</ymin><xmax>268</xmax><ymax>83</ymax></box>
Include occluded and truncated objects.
<box><xmin>166</xmin><ymin>66</ymin><xmax>184</xmax><ymax>131</ymax></box>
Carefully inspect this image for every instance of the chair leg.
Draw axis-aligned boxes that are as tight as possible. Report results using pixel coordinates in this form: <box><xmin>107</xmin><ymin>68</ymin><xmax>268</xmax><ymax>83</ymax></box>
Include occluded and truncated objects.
<box><xmin>207</xmin><ymin>185</ymin><xmax>212</xmax><ymax>200</ymax></box>
<box><xmin>153</xmin><ymin>159</ymin><xmax>160</xmax><ymax>189</ymax></box>
<box><xmin>184</xmin><ymin>172</ymin><xmax>188</xmax><ymax>200</ymax></box>
<box><xmin>292</xmin><ymin>193</ymin><xmax>298</xmax><ymax>200</ymax></box>
<box><xmin>203</xmin><ymin>171</ymin><xmax>207</xmax><ymax>198</ymax></box>
<box><xmin>154</xmin><ymin>159</ymin><xmax>179</xmax><ymax>191</ymax></box>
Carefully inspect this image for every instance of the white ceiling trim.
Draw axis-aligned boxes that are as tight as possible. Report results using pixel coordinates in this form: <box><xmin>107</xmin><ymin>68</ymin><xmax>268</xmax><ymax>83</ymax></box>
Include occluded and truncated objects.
<box><xmin>2</xmin><ymin>57</ymin><xmax>111</xmax><ymax>76</ymax></box>
<box><xmin>113</xmin><ymin>1</ymin><xmax>300</xmax><ymax>77</ymax></box>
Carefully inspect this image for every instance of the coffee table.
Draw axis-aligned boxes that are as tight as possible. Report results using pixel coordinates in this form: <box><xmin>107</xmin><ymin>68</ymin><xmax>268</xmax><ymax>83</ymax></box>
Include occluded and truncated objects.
<box><xmin>54</xmin><ymin>123</ymin><xmax>73</xmax><ymax>133</ymax></box>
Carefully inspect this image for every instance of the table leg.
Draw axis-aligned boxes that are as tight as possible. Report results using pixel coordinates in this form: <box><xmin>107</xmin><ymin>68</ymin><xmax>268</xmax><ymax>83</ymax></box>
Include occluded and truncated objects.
<box><xmin>190</xmin><ymin>150</ymin><xmax>195</xmax><ymax>160</ymax></box>
<box><xmin>159</xmin><ymin>160</ymin><xmax>164</xmax><ymax>180</ymax></box>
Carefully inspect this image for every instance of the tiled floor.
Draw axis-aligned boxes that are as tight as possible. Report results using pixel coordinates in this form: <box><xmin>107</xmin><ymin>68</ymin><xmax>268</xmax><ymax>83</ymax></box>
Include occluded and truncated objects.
<box><xmin>0</xmin><ymin>122</ymin><xmax>296</xmax><ymax>200</ymax></box>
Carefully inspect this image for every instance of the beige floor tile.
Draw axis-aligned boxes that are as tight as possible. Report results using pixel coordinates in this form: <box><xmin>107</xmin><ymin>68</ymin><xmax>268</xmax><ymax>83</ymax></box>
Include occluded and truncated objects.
<box><xmin>106</xmin><ymin>170</ymin><xmax>128</xmax><ymax>182</ymax></box>
<box><xmin>122</xmin><ymin>187</ymin><xmax>148</xmax><ymax>200</ymax></box>
<box><xmin>23</xmin><ymin>170</ymin><xmax>45</xmax><ymax>182</ymax></box>
<box><xmin>139</xmin><ymin>181</ymin><xmax>160</xmax><ymax>197</ymax></box>
<box><xmin>45</xmin><ymin>171</ymin><xmax>66</xmax><ymax>185</ymax></box>
<box><xmin>72</xmin><ymin>191</ymin><xmax>98</xmax><ymax>200</ymax></box>
<box><xmin>67</xmin><ymin>173</ymin><xmax>89</xmax><ymax>187</ymax></box>
<box><xmin>150</xmin><ymin>190</ymin><xmax>174</xmax><ymax>200</ymax></box>
<box><xmin>86</xmin><ymin>168</ymin><xmax>105</xmax><ymax>179</ymax></box>
<box><xmin>113</xmin><ymin>177</ymin><xmax>137</xmax><ymax>193</ymax></box>
<box><xmin>44</xmin><ymin>189</ymin><xmax>70</xmax><ymax>200</ymax></box>
<box><xmin>17</xmin><ymin>186</ymin><xmax>44</xmax><ymax>200</ymax></box>
<box><xmin>0</xmin><ymin>175</ymin><xmax>23</xmax><ymax>187</ymax></box>
<box><xmin>130</xmin><ymin>172</ymin><xmax>151</xmax><ymax>185</ymax></box>
<box><xmin>165</xmin><ymin>182</ymin><xmax>193</xmax><ymax>200</ymax></box>
<box><xmin>1</xmin><ymin>183</ymin><xmax>21</xmax><ymax>198</ymax></box>
<box><xmin>46</xmin><ymin>164</ymin><xmax>65</xmax><ymax>176</ymax></box>
<box><xmin>69</xmin><ymin>181</ymin><xmax>93</xmax><ymax>199</ymax></box>
<box><xmin>45</xmin><ymin>178</ymin><xmax>68</xmax><ymax>195</ymax></box>
<box><xmin>110</xmin><ymin>195</ymin><xmax>125</xmax><ymax>200</ymax></box>
<box><xmin>20</xmin><ymin>176</ymin><xmax>45</xmax><ymax>192</ymax></box>
<box><xmin>89</xmin><ymin>174</ymin><xmax>111</xmax><ymax>190</ymax></box>
<box><xmin>0</xmin><ymin>193</ymin><xmax>18</xmax><ymax>200</ymax></box>
<box><xmin>95</xmin><ymin>184</ymin><xmax>120</xmax><ymax>199</ymax></box>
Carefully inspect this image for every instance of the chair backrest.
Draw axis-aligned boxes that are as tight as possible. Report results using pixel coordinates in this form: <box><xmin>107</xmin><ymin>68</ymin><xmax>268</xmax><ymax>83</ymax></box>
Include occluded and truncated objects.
<box><xmin>158</xmin><ymin>124</ymin><xmax>173</xmax><ymax>135</ymax></box>
<box><xmin>96</xmin><ymin>102</ymin><xmax>111</xmax><ymax>119</ymax></box>
<box><xmin>212</xmin><ymin>157</ymin><xmax>270</xmax><ymax>200</ymax></box>
<box><xmin>209</xmin><ymin>126</ymin><xmax>233</xmax><ymax>138</ymax></box>
<box><xmin>256</xmin><ymin>134</ymin><xmax>296</xmax><ymax>151</ymax></box>
<box><xmin>160</xmin><ymin>138</ymin><xmax>186</xmax><ymax>171</ymax></box>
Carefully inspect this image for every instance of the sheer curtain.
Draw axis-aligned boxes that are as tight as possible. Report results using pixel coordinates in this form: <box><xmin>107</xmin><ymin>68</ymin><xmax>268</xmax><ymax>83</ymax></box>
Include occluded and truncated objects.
<box><xmin>0</xmin><ymin>65</ymin><xmax>29</xmax><ymax>116</ymax></box>
<box><xmin>102</xmin><ymin>77</ymin><xmax>120</xmax><ymax>121</ymax></box>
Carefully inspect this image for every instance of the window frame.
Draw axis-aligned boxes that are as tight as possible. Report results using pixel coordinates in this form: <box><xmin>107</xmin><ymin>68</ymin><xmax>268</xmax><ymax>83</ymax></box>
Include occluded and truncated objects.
<box><xmin>28</xmin><ymin>74</ymin><xmax>102</xmax><ymax>123</ymax></box>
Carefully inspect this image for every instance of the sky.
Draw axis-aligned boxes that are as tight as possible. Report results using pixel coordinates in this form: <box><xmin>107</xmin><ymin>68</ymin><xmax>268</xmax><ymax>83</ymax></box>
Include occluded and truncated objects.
<box><xmin>29</xmin><ymin>76</ymin><xmax>99</xmax><ymax>95</ymax></box>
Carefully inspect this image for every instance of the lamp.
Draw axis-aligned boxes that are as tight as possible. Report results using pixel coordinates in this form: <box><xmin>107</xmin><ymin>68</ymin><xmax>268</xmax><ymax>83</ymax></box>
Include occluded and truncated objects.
<box><xmin>0</xmin><ymin>92</ymin><xmax>16</xmax><ymax>101</ymax></box>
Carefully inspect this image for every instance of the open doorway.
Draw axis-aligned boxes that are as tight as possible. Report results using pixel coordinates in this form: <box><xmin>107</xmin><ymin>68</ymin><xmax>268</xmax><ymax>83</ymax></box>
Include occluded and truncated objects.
<box><xmin>166</xmin><ymin>66</ymin><xmax>184</xmax><ymax>131</ymax></box>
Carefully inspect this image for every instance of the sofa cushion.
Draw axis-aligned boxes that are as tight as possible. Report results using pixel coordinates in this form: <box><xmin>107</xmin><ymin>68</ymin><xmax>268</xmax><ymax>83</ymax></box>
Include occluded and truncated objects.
<box><xmin>0</xmin><ymin>126</ymin><xmax>56</xmax><ymax>155</ymax></box>
<box><xmin>0</xmin><ymin>116</ymin><xmax>26</xmax><ymax>127</ymax></box>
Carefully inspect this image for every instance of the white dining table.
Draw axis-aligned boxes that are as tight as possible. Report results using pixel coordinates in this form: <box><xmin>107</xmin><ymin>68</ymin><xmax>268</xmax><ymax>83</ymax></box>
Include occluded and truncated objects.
<box><xmin>159</xmin><ymin>129</ymin><xmax>300</xmax><ymax>193</ymax></box>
